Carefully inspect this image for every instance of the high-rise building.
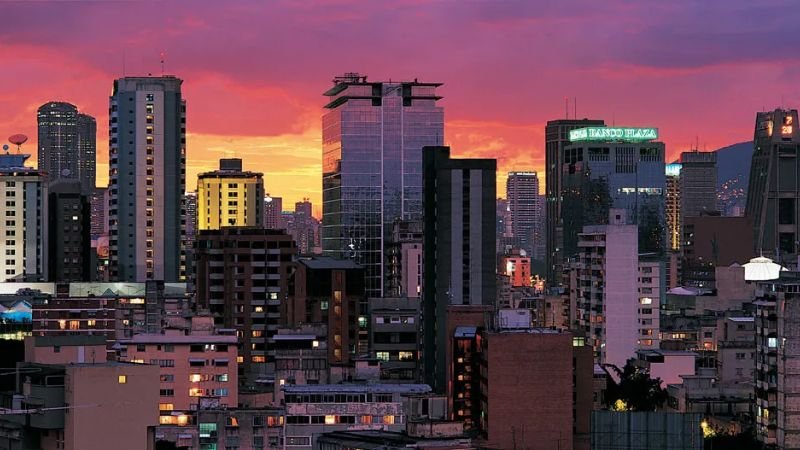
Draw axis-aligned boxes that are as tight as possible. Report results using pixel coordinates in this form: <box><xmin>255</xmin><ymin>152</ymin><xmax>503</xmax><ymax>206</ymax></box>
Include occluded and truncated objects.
<box><xmin>76</xmin><ymin>113</ymin><xmax>97</xmax><ymax>194</ymax></box>
<box><xmin>108</xmin><ymin>76</ymin><xmax>186</xmax><ymax>282</ymax></box>
<box><xmin>197</xmin><ymin>158</ymin><xmax>263</xmax><ymax>230</ymax></box>
<box><xmin>421</xmin><ymin>146</ymin><xmax>496</xmax><ymax>392</ymax></box>
<box><xmin>48</xmin><ymin>180</ymin><xmax>91</xmax><ymax>281</ymax></box>
<box><xmin>573</xmin><ymin>209</ymin><xmax>639</xmax><ymax>369</ymax></box>
<box><xmin>560</xmin><ymin>126</ymin><xmax>666</xmax><ymax>259</ymax></box>
<box><xmin>506</xmin><ymin>171</ymin><xmax>540</xmax><ymax>259</ymax></box>
<box><xmin>37</xmin><ymin>102</ymin><xmax>96</xmax><ymax>193</ymax></box>
<box><xmin>545</xmin><ymin>118</ymin><xmax>605</xmax><ymax>285</ymax></box>
<box><xmin>533</xmin><ymin>194</ymin><xmax>545</xmax><ymax>261</ymax></box>
<box><xmin>0</xmin><ymin>152</ymin><xmax>48</xmax><ymax>282</ymax></box>
<box><xmin>754</xmin><ymin>272</ymin><xmax>800</xmax><ymax>448</ymax></box>
<box><xmin>90</xmin><ymin>186</ymin><xmax>107</xmax><ymax>239</ymax></box>
<box><xmin>385</xmin><ymin>219</ymin><xmax>422</xmax><ymax>298</ymax></box>
<box><xmin>680</xmin><ymin>151</ymin><xmax>717</xmax><ymax>217</ymax></box>
<box><xmin>290</xmin><ymin>199</ymin><xmax>316</xmax><ymax>254</ymax></box>
<box><xmin>665</xmin><ymin>163</ymin><xmax>682</xmax><ymax>251</ymax></box>
<box><xmin>746</xmin><ymin>109</ymin><xmax>800</xmax><ymax>266</ymax></box>
<box><xmin>263</xmin><ymin>194</ymin><xmax>284</xmax><ymax>230</ymax></box>
<box><xmin>322</xmin><ymin>73</ymin><xmax>444</xmax><ymax>298</ymax></box>
<box><xmin>184</xmin><ymin>191</ymin><xmax>197</xmax><ymax>243</ymax></box>
<box><xmin>195</xmin><ymin>228</ymin><xmax>295</xmax><ymax>385</ymax></box>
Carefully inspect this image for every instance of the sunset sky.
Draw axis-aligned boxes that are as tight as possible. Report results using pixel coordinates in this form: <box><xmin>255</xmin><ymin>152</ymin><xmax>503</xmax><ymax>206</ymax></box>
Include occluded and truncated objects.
<box><xmin>2</xmin><ymin>1</ymin><xmax>798</xmax><ymax>216</ymax></box>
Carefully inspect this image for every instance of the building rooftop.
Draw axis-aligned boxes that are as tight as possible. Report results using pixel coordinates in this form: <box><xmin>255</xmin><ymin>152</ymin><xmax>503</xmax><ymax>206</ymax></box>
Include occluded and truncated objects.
<box><xmin>283</xmin><ymin>383</ymin><xmax>431</xmax><ymax>395</ymax></box>
<box><xmin>728</xmin><ymin>316</ymin><xmax>754</xmax><ymax>323</ymax></box>
<box><xmin>31</xmin><ymin>335</ymin><xmax>106</xmax><ymax>347</ymax></box>
<box><xmin>317</xmin><ymin>430</ymin><xmax>471</xmax><ymax>447</ymax></box>
<box><xmin>121</xmin><ymin>333</ymin><xmax>237</xmax><ymax>345</ymax></box>
<box><xmin>297</xmin><ymin>256</ymin><xmax>362</xmax><ymax>270</ymax></box>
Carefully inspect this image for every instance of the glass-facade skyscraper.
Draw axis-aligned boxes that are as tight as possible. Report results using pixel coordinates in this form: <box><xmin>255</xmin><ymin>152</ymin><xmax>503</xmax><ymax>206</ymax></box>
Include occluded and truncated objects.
<box><xmin>37</xmin><ymin>101</ymin><xmax>96</xmax><ymax>194</ymax></box>
<box><xmin>322</xmin><ymin>73</ymin><xmax>444</xmax><ymax>298</ymax></box>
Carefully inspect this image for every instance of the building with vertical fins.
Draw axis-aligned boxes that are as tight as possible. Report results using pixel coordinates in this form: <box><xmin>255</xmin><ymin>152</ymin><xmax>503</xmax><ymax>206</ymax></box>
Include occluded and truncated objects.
<box><xmin>108</xmin><ymin>76</ymin><xmax>186</xmax><ymax>282</ymax></box>
<box><xmin>37</xmin><ymin>102</ymin><xmax>96</xmax><ymax>194</ymax></box>
<box><xmin>197</xmin><ymin>158</ymin><xmax>264</xmax><ymax>230</ymax></box>
<box><xmin>322</xmin><ymin>73</ymin><xmax>444</xmax><ymax>298</ymax></box>
<box><xmin>421</xmin><ymin>146</ymin><xmax>496</xmax><ymax>393</ymax></box>
<box><xmin>746</xmin><ymin>108</ymin><xmax>800</xmax><ymax>267</ymax></box>
<box><xmin>545</xmin><ymin>118</ymin><xmax>605</xmax><ymax>286</ymax></box>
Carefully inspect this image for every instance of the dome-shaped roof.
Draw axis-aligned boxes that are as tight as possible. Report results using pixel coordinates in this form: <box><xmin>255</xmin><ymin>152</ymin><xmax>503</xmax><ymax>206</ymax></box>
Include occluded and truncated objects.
<box><xmin>743</xmin><ymin>256</ymin><xmax>787</xmax><ymax>281</ymax></box>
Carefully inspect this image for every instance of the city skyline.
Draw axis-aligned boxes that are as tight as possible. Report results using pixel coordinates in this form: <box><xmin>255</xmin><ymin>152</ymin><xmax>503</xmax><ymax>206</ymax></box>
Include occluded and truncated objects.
<box><xmin>2</xmin><ymin>1</ymin><xmax>796</xmax><ymax>213</ymax></box>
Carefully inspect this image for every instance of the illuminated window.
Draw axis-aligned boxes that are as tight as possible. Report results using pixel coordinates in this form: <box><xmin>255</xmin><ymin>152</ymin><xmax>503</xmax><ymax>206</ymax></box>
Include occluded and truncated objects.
<box><xmin>189</xmin><ymin>374</ymin><xmax>203</xmax><ymax>383</ymax></box>
<box><xmin>58</xmin><ymin>320</ymin><xmax>66</xmax><ymax>330</ymax></box>
<box><xmin>325</xmin><ymin>415</ymin><xmax>336</xmax><ymax>425</ymax></box>
<box><xmin>334</xmin><ymin>291</ymin><xmax>342</xmax><ymax>303</ymax></box>
<box><xmin>253</xmin><ymin>306</ymin><xmax>264</xmax><ymax>313</ymax></box>
<box><xmin>118</xmin><ymin>375</ymin><xmax>127</xmax><ymax>384</ymax></box>
<box><xmin>146</xmin><ymin>104</ymin><xmax>154</xmax><ymax>114</ymax></box>
<box><xmin>236</xmin><ymin>356</ymin><xmax>244</xmax><ymax>363</ymax></box>
<box><xmin>252</xmin><ymin>330</ymin><xmax>263</xmax><ymax>337</ymax></box>
<box><xmin>159</xmin><ymin>403</ymin><xmax>174</xmax><ymax>411</ymax></box>
<box><xmin>69</xmin><ymin>320</ymin><xmax>80</xmax><ymax>330</ymax></box>
<box><xmin>783</xmin><ymin>125</ymin><xmax>793</xmax><ymax>135</ymax></box>
<box><xmin>87</xmin><ymin>320</ymin><xmax>96</xmax><ymax>327</ymax></box>
<box><xmin>252</xmin><ymin>356</ymin><xmax>266</xmax><ymax>363</ymax></box>
<box><xmin>768</xmin><ymin>337</ymin><xmax>778</xmax><ymax>348</ymax></box>
<box><xmin>639</xmin><ymin>297</ymin><xmax>653</xmax><ymax>305</ymax></box>
<box><xmin>399</xmin><ymin>351</ymin><xmax>414</xmax><ymax>361</ymax></box>
<box><xmin>383</xmin><ymin>415</ymin><xmax>395</xmax><ymax>425</ymax></box>
<box><xmin>376</xmin><ymin>352</ymin><xmax>389</xmax><ymax>361</ymax></box>
<box><xmin>360</xmin><ymin>415</ymin><xmax>372</xmax><ymax>424</ymax></box>
<box><xmin>572</xmin><ymin>337</ymin><xmax>585</xmax><ymax>347</ymax></box>
<box><xmin>189</xmin><ymin>388</ymin><xmax>204</xmax><ymax>397</ymax></box>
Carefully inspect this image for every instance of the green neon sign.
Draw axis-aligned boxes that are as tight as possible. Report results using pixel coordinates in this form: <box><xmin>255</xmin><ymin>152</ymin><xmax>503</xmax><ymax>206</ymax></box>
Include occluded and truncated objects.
<box><xmin>569</xmin><ymin>127</ymin><xmax>658</xmax><ymax>142</ymax></box>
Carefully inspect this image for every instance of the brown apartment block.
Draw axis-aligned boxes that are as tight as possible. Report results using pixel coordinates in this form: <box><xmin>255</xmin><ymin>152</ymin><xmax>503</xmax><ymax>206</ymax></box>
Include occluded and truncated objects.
<box><xmin>287</xmin><ymin>256</ymin><xmax>365</xmax><ymax>365</ymax></box>
<box><xmin>195</xmin><ymin>227</ymin><xmax>296</xmax><ymax>386</ymax></box>
<box><xmin>479</xmin><ymin>329</ymin><xmax>583</xmax><ymax>450</ymax></box>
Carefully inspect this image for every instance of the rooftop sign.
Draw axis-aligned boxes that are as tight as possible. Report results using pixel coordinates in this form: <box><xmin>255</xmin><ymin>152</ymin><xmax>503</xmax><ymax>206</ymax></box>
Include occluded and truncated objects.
<box><xmin>569</xmin><ymin>127</ymin><xmax>658</xmax><ymax>142</ymax></box>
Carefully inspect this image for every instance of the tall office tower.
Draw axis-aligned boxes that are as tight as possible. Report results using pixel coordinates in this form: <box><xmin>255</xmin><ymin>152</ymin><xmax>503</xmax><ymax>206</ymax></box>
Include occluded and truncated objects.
<box><xmin>108</xmin><ymin>76</ymin><xmax>186</xmax><ymax>282</ymax></box>
<box><xmin>263</xmin><ymin>194</ymin><xmax>284</xmax><ymax>230</ymax></box>
<box><xmin>746</xmin><ymin>109</ymin><xmax>800</xmax><ymax>266</ymax></box>
<box><xmin>680</xmin><ymin>151</ymin><xmax>718</xmax><ymax>216</ymax></box>
<box><xmin>665</xmin><ymin>164</ymin><xmax>682</xmax><ymax>251</ymax></box>
<box><xmin>561</xmin><ymin>126</ymin><xmax>666</xmax><ymax>259</ymax></box>
<box><xmin>183</xmin><ymin>191</ymin><xmax>197</xmax><ymax>280</ymax></box>
<box><xmin>545</xmin><ymin>118</ymin><xmax>605</xmax><ymax>286</ymax></box>
<box><xmin>76</xmin><ymin>113</ymin><xmax>97</xmax><ymax>194</ymax></box>
<box><xmin>506</xmin><ymin>171</ymin><xmax>540</xmax><ymax>258</ymax></box>
<box><xmin>0</xmin><ymin>152</ymin><xmax>48</xmax><ymax>282</ymax></box>
<box><xmin>421</xmin><ymin>146</ymin><xmax>496</xmax><ymax>393</ymax></box>
<box><xmin>48</xmin><ymin>180</ymin><xmax>91</xmax><ymax>281</ymax></box>
<box><xmin>37</xmin><ymin>102</ymin><xmax>96</xmax><ymax>193</ymax></box>
<box><xmin>195</xmin><ymin>228</ymin><xmax>296</xmax><ymax>386</ymax></box>
<box><xmin>290</xmin><ymin>198</ymin><xmax>315</xmax><ymax>254</ymax></box>
<box><xmin>573</xmin><ymin>209</ymin><xmax>638</xmax><ymax>369</ymax></box>
<box><xmin>197</xmin><ymin>158</ymin><xmax>264</xmax><ymax>230</ymax></box>
<box><xmin>184</xmin><ymin>191</ymin><xmax>197</xmax><ymax>243</ymax></box>
<box><xmin>322</xmin><ymin>73</ymin><xmax>444</xmax><ymax>298</ymax></box>
<box><xmin>89</xmin><ymin>187</ymin><xmax>107</xmax><ymax>239</ymax></box>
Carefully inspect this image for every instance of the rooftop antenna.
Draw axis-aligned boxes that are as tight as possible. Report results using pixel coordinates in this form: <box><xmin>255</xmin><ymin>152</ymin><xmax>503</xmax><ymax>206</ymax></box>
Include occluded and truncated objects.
<box><xmin>160</xmin><ymin>51</ymin><xmax>166</xmax><ymax>75</ymax></box>
<box><xmin>565</xmin><ymin>97</ymin><xmax>569</xmax><ymax>119</ymax></box>
<box><xmin>122</xmin><ymin>49</ymin><xmax>126</xmax><ymax>76</ymax></box>
<box><xmin>574</xmin><ymin>97</ymin><xmax>577</xmax><ymax>120</ymax></box>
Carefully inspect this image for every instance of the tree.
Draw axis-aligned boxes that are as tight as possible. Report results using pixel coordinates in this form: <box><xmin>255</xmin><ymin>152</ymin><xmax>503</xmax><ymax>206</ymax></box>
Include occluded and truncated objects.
<box><xmin>605</xmin><ymin>361</ymin><xmax>668</xmax><ymax>411</ymax></box>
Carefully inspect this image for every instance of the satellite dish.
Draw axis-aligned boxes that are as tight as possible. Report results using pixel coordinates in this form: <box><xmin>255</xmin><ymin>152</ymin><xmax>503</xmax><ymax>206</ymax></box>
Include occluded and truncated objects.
<box><xmin>8</xmin><ymin>134</ymin><xmax>28</xmax><ymax>146</ymax></box>
<box><xmin>1</xmin><ymin>144</ymin><xmax>8</xmax><ymax>152</ymax></box>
